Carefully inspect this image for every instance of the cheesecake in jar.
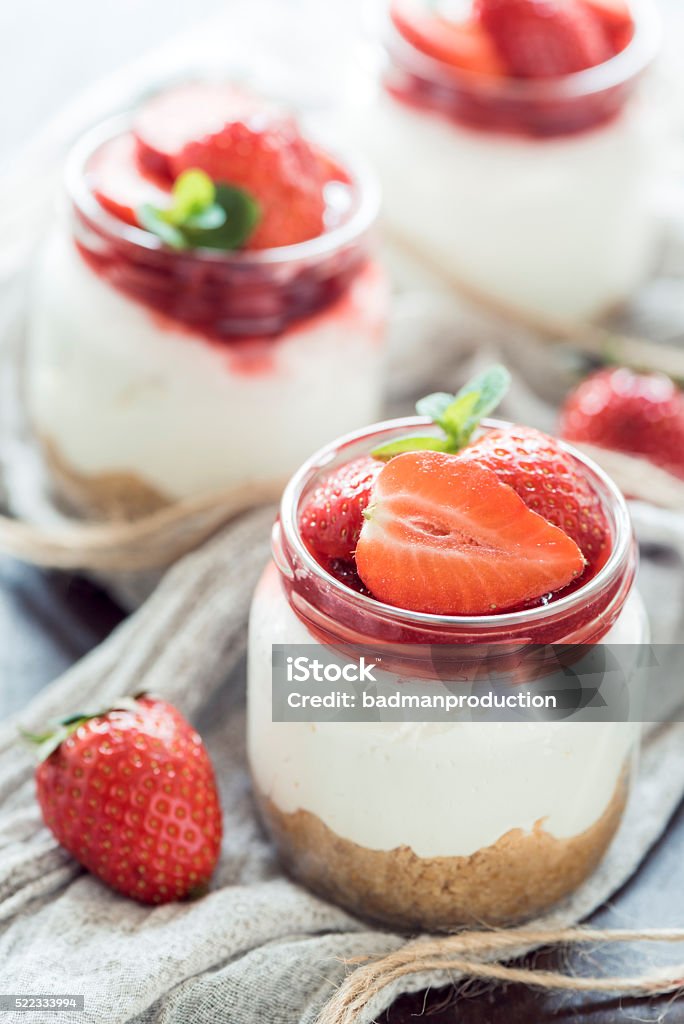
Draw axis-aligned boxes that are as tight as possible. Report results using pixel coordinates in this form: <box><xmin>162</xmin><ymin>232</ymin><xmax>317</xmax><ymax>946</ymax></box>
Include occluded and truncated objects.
<box><xmin>26</xmin><ymin>83</ymin><xmax>386</xmax><ymax>518</ymax></box>
<box><xmin>248</xmin><ymin>367</ymin><xmax>646</xmax><ymax>929</ymax></box>
<box><xmin>359</xmin><ymin>0</ymin><xmax>661</xmax><ymax>321</ymax></box>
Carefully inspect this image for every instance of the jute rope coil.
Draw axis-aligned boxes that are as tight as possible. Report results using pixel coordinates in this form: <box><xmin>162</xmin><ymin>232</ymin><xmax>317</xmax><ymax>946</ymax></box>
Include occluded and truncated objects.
<box><xmin>0</xmin><ymin>480</ymin><xmax>283</xmax><ymax>572</ymax></box>
<box><xmin>317</xmin><ymin>927</ymin><xmax>684</xmax><ymax>1024</ymax></box>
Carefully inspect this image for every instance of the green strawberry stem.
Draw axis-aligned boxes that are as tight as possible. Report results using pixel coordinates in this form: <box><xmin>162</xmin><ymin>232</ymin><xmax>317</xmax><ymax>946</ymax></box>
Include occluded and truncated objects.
<box><xmin>372</xmin><ymin>364</ymin><xmax>511</xmax><ymax>460</ymax></box>
<box><xmin>20</xmin><ymin>696</ymin><xmax>141</xmax><ymax>762</ymax></box>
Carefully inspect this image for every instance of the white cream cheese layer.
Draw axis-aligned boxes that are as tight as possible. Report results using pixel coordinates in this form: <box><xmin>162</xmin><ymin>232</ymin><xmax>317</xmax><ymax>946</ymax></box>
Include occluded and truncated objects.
<box><xmin>26</xmin><ymin>226</ymin><xmax>387</xmax><ymax>500</ymax></box>
<box><xmin>247</xmin><ymin>562</ymin><xmax>647</xmax><ymax>858</ymax></box>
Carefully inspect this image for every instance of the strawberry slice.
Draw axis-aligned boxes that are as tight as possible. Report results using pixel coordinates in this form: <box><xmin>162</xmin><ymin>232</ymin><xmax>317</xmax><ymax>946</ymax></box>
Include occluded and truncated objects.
<box><xmin>476</xmin><ymin>0</ymin><xmax>612</xmax><ymax>77</ymax></box>
<box><xmin>88</xmin><ymin>133</ymin><xmax>172</xmax><ymax>226</ymax></box>
<box><xmin>133</xmin><ymin>82</ymin><xmax>263</xmax><ymax>179</ymax></box>
<box><xmin>391</xmin><ymin>0</ymin><xmax>506</xmax><ymax>74</ymax></box>
<box><xmin>580</xmin><ymin>0</ymin><xmax>634</xmax><ymax>53</ymax></box>
<box><xmin>355</xmin><ymin>453</ymin><xmax>585</xmax><ymax>616</ymax></box>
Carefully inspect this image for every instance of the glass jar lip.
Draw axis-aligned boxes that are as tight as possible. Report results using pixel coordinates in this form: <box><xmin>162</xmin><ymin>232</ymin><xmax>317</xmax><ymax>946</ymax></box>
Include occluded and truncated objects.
<box><xmin>64</xmin><ymin>112</ymin><xmax>381</xmax><ymax>266</ymax></box>
<box><xmin>279</xmin><ymin>415</ymin><xmax>635</xmax><ymax>631</ymax></box>
<box><xmin>384</xmin><ymin>0</ymin><xmax>661</xmax><ymax>101</ymax></box>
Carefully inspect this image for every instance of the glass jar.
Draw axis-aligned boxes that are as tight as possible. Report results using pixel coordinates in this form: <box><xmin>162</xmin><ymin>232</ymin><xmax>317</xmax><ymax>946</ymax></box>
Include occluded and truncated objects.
<box><xmin>356</xmin><ymin>0</ymin><xmax>661</xmax><ymax>320</ymax></box>
<box><xmin>26</xmin><ymin>115</ymin><xmax>386</xmax><ymax>518</ymax></box>
<box><xmin>247</xmin><ymin>416</ymin><xmax>647</xmax><ymax>930</ymax></box>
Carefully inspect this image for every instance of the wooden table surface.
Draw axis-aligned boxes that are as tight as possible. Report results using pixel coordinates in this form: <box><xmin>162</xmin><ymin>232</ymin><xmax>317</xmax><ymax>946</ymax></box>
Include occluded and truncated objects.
<box><xmin>1</xmin><ymin>561</ymin><xmax>682</xmax><ymax>1022</ymax></box>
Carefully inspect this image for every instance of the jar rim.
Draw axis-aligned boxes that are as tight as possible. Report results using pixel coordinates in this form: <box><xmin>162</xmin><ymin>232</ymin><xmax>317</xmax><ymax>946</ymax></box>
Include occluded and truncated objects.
<box><xmin>64</xmin><ymin>112</ymin><xmax>381</xmax><ymax>266</ymax></box>
<box><xmin>278</xmin><ymin>415</ymin><xmax>635</xmax><ymax>632</ymax></box>
<box><xmin>384</xmin><ymin>0</ymin><xmax>661</xmax><ymax>102</ymax></box>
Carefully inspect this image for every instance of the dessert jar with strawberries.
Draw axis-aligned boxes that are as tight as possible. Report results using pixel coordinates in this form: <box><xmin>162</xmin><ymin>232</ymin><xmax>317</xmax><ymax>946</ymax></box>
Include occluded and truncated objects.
<box><xmin>26</xmin><ymin>83</ymin><xmax>387</xmax><ymax>518</ymax></box>
<box><xmin>358</xmin><ymin>0</ymin><xmax>661</xmax><ymax>320</ymax></box>
<box><xmin>248</xmin><ymin>367</ymin><xmax>648</xmax><ymax>930</ymax></box>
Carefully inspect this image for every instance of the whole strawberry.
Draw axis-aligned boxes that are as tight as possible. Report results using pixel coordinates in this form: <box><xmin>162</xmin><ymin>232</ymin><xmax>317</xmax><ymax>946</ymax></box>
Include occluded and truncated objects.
<box><xmin>462</xmin><ymin>425</ymin><xmax>609</xmax><ymax>572</ymax></box>
<box><xmin>476</xmin><ymin>0</ymin><xmax>612</xmax><ymax>77</ymax></box>
<box><xmin>29</xmin><ymin>696</ymin><xmax>221</xmax><ymax>904</ymax></box>
<box><xmin>560</xmin><ymin>368</ymin><xmax>684</xmax><ymax>482</ymax></box>
<box><xmin>300</xmin><ymin>456</ymin><xmax>383</xmax><ymax>561</ymax></box>
<box><xmin>390</xmin><ymin>0</ymin><xmax>506</xmax><ymax>74</ymax></box>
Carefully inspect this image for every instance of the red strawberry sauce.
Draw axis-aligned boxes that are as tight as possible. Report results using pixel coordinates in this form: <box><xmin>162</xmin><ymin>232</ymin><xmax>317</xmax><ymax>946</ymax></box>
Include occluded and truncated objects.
<box><xmin>274</xmin><ymin>418</ymin><xmax>636</xmax><ymax>663</ymax></box>
<box><xmin>384</xmin><ymin>4</ymin><xmax>658</xmax><ymax>138</ymax></box>
<box><xmin>66</xmin><ymin>118</ymin><xmax>380</xmax><ymax>345</ymax></box>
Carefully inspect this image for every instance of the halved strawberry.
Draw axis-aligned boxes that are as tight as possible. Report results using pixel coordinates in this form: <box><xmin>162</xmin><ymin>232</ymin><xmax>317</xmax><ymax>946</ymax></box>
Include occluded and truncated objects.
<box><xmin>355</xmin><ymin>453</ymin><xmax>585</xmax><ymax>616</ymax></box>
<box><xmin>462</xmin><ymin>425</ymin><xmax>610</xmax><ymax>572</ymax></box>
<box><xmin>88</xmin><ymin>134</ymin><xmax>172</xmax><ymax>226</ymax></box>
<box><xmin>475</xmin><ymin>0</ymin><xmax>612</xmax><ymax>77</ymax></box>
<box><xmin>133</xmin><ymin>81</ymin><xmax>262</xmax><ymax>179</ymax></box>
<box><xmin>300</xmin><ymin>456</ymin><xmax>383</xmax><ymax>561</ymax></box>
<box><xmin>391</xmin><ymin>0</ymin><xmax>506</xmax><ymax>74</ymax></box>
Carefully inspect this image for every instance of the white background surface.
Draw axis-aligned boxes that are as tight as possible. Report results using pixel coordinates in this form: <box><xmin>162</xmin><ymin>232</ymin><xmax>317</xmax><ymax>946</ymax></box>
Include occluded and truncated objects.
<box><xmin>0</xmin><ymin>0</ymin><xmax>227</xmax><ymax>165</ymax></box>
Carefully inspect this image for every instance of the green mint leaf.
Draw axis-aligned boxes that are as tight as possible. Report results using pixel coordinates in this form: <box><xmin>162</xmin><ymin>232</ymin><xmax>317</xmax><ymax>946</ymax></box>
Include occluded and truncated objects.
<box><xmin>181</xmin><ymin>185</ymin><xmax>260</xmax><ymax>250</ymax></box>
<box><xmin>371</xmin><ymin>436</ymin><xmax>451</xmax><ymax>460</ymax></box>
<box><xmin>440</xmin><ymin>390</ymin><xmax>480</xmax><ymax>440</ymax></box>
<box><xmin>138</xmin><ymin>204</ymin><xmax>188</xmax><ymax>249</ymax></box>
<box><xmin>167</xmin><ymin>169</ymin><xmax>216</xmax><ymax>225</ymax></box>
<box><xmin>418</xmin><ymin>364</ymin><xmax>511</xmax><ymax>450</ymax></box>
<box><xmin>183</xmin><ymin>203</ymin><xmax>227</xmax><ymax>231</ymax></box>
<box><xmin>137</xmin><ymin>171</ymin><xmax>260</xmax><ymax>251</ymax></box>
<box><xmin>415</xmin><ymin>392</ymin><xmax>456</xmax><ymax>427</ymax></box>
<box><xmin>445</xmin><ymin>364</ymin><xmax>511</xmax><ymax>440</ymax></box>
<box><xmin>367</xmin><ymin>365</ymin><xmax>511</xmax><ymax>465</ymax></box>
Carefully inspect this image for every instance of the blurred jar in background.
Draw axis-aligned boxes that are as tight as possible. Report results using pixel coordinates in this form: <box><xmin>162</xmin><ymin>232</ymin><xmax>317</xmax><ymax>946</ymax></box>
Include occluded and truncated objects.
<box><xmin>357</xmin><ymin>0</ymin><xmax>662</xmax><ymax>321</ymax></box>
<box><xmin>25</xmin><ymin>84</ymin><xmax>387</xmax><ymax>519</ymax></box>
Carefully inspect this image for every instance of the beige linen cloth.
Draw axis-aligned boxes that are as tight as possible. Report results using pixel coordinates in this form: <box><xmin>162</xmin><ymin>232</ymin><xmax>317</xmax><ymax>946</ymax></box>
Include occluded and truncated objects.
<box><xmin>0</xmin><ymin>4</ymin><xmax>684</xmax><ymax>1022</ymax></box>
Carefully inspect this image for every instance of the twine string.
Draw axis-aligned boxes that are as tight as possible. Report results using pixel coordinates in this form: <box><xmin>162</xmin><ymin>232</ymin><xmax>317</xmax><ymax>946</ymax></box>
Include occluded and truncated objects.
<box><xmin>0</xmin><ymin>480</ymin><xmax>283</xmax><ymax>572</ymax></box>
<box><xmin>317</xmin><ymin>928</ymin><xmax>684</xmax><ymax>1024</ymax></box>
